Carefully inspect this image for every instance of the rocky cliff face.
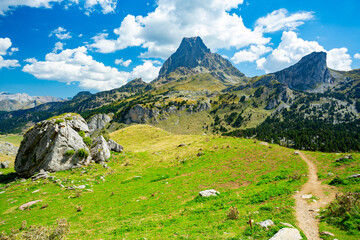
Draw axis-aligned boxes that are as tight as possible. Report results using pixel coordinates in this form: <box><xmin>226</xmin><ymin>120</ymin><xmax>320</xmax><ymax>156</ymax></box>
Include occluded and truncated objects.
<box><xmin>87</xmin><ymin>113</ymin><xmax>112</xmax><ymax>134</ymax></box>
<box><xmin>15</xmin><ymin>114</ymin><xmax>92</xmax><ymax>177</ymax></box>
<box><xmin>155</xmin><ymin>37</ymin><xmax>245</xmax><ymax>85</ymax></box>
<box><xmin>273</xmin><ymin>52</ymin><xmax>334</xmax><ymax>91</ymax></box>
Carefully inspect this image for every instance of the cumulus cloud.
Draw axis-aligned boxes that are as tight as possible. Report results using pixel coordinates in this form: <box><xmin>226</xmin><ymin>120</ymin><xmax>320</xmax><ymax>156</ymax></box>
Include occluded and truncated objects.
<box><xmin>53</xmin><ymin>41</ymin><xmax>64</xmax><ymax>52</ymax></box>
<box><xmin>0</xmin><ymin>37</ymin><xmax>20</xmax><ymax>69</ymax></box>
<box><xmin>85</xmin><ymin>0</ymin><xmax>117</xmax><ymax>15</ymax></box>
<box><xmin>0</xmin><ymin>0</ymin><xmax>115</xmax><ymax>15</ymax></box>
<box><xmin>115</xmin><ymin>58</ymin><xmax>132</xmax><ymax>67</ymax></box>
<box><xmin>327</xmin><ymin>48</ymin><xmax>352</xmax><ymax>71</ymax></box>
<box><xmin>130</xmin><ymin>60</ymin><xmax>161</xmax><ymax>82</ymax></box>
<box><xmin>256</xmin><ymin>31</ymin><xmax>352</xmax><ymax>73</ymax></box>
<box><xmin>232</xmin><ymin>45</ymin><xmax>272</xmax><ymax>63</ymax></box>
<box><xmin>91</xmin><ymin>0</ymin><xmax>270</xmax><ymax>58</ymax></box>
<box><xmin>22</xmin><ymin>47</ymin><xmax>159</xmax><ymax>90</ymax></box>
<box><xmin>354</xmin><ymin>53</ymin><xmax>360</xmax><ymax>59</ymax></box>
<box><xmin>0</xmin><ymin>0</ymin><xmax>62</xmax><ymax>15</ymax></box>
<box><xmin>49</xmin><ymin>27</ymin><xmax>71</xmax><ymax>40</ymax></box>
<box><xmin>255</xmin><ymin>9</ymin><xmax>314</xmax><ymax>33</ymax></box>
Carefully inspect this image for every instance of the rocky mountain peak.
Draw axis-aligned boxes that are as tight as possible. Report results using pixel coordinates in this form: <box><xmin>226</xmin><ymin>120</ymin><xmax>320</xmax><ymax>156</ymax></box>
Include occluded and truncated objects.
<box><xmin>156</xmin><ymin>36</ymin><xmax>245</xmax><ymax>85</ymax></box>
<box><xmin>274</xmin><ymin>51</ymin><xmax>333</xmax><ymax>91</ymax></box>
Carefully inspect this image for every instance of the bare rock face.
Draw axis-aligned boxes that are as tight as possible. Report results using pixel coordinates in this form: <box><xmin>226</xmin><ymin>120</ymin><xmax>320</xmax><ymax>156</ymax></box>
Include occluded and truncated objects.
<box><xmin>90</xmin><ymin>136</ymin><xmax>110</xmax><ymax>163</ymax></box>
<box><xmin>87</xmin><ymin>113</ymin><xmax>112</xmax><ymax>134</ymax></box>
<box><xmin>15</xmin><ymin>114</ymin><xmax>91</xmax><ymax>177</ymax></box>
<box><xmin>107</xmin><ymin>139</ymin><xmax>123</xmax><ymax>153</ymax></box>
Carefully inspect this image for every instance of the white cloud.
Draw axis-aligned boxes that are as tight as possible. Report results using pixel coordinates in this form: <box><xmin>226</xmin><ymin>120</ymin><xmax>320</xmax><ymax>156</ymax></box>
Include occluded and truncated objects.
<box><xmin>130</xmin><ymin>60</ymin><xmax>161</xmax><ymax>82</ymax></box>
<box><xmin>232</xmin><ymin>45</ymin><xmax>272</xmax><ymax>63</ymax></box>
<box><xmin>115</xmin><ymin>58</ymin><xmax>132</xmax><ymax>67</ymax></box>
<box><xmin>22</xmin><ymin>47</ymin><xmax>159</xmax><ymax>90</ymax></box>
<box><xmin>85</xmin><ymin>0</ymin><xmax>117</xmax><ymax>15</ymax></box>
<box><xmin>256</xmin><ymin>31</ymin><xmax>352</xmax><ymax>73</ymax></box>
<box><xmin>53</xmin><ymin>41</ymin><xmax>64</xmax><ymax>52</ymax></box>
<box><xmin>91</xmin><ymin>0</ymin><xmax>270</xmax><ymax>59</ymax></box>
<box><xmin>0</xmin><ymin>0</ymin><xmax>115</xmax><ymax>15</ymax></box>
<box><xmin>0</xmin><ymin>0</ymin><xmax>62</xmax><ymax>15</ymax></box>
<box><xmin>255</xmin><ymin>9</ymin><xmax>314</xmax><ymax>33</ymax></box>
<box><xmin>0</xmin><ymin>37</ymin><xmax>20</xmax><ymax>69</ymax></box>
<box><xmin>0</xmin><ymin>38</ymin><xmax>12</xmax><ymax>55</ymax></box>
<box><xmin>327</xmin><ymin>48</ymin><xmax>352</xmax><ymax>71</ymax></box>
<box><xmin>354</xmin><ymin>53</ymin><xmax>360</xmax><ymax>59</ymax></box>
<box><xmin>9</xmin><ymin>47</ymin><xmax>19</xmax><ymax>56</ymax></box>
<box><xmin>49</xmin><ymin>27</ymin><xmax>71</xmax><ymax>40</ymax></box>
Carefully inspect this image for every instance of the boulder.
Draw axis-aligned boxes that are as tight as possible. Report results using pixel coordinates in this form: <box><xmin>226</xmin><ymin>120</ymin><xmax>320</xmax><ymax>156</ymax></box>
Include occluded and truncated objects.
<box><xmin>19</xmin><ymin>200</ymin><xmax>42</xmax><ymax>210</ymax></box>
<box><xmin>90</xmin><ymin>136</ymin><xmax>111</xmax><ymax>163</ymax></box>
<box><xmin>199</xmin><ymin>189</ymin><xmax>219</xmax><ymax>197</ymax></box>
<box><xmin>0</xmin><ymin>161</ymin><xmax>9</xmax><ymax>169</ymax></box>
<box><xmin>258</xmin><ymin>219</ymin><xmax>275</xmax><ymax>229</ymax></box>
<box><xmin>87</xmin><ymin>113</ymin><xmax>111</xmax><ymax>134</ymax></box>
<box><xmin>107</xmin><ymin>139</ymin><xmax>123</xmax><ymax>153</ymax></box>
<box><xmin>269</xmin><ymin>228</ymin><xmax>302</xmax><ymax>240</ymax></box>
<box><xmin>349</xmin><ymin>174</ymin><xmax>360</xmax><ymax>178</ymax></box>
<box><xmin>15</xmin><ymin>114</ymin><xmax>91</xmax><ymax>177</ymax></box>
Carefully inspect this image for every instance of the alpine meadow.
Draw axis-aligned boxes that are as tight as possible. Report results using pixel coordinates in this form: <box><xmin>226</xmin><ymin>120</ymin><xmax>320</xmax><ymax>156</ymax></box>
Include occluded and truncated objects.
<box><xmin>0</xmin><ymin>1</ymin><xmax>359</xmax><ymax>239</ymax></box>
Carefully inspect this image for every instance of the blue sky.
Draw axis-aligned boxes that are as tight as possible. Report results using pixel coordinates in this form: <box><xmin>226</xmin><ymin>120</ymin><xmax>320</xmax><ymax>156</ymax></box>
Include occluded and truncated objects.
<box><xmin>0</xmin><ymin>0</ymin><xmax>359</xmax><ymax>98</ymax></box>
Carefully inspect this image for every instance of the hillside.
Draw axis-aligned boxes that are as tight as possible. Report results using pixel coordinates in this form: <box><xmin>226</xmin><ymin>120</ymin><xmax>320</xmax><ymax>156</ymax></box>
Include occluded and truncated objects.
<box><xmin>0</xmin><ymin>125</ymin><xmax>359</xmax><ymax>239</ymax></box>
<box><xmin>0</xmin><ymin>37</ymin><xmax>359</xmax><ymax>152</ymax></box>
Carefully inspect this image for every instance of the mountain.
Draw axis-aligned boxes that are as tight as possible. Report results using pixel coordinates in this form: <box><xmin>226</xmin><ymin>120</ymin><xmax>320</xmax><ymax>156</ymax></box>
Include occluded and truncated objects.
<box><xmin>0</xmin><ymin>37</ymin><xmax>359</xmax><ymax>152</ymax></box>
<box><xmin>0</xmin><ymin>92</ymin><xmax>64</xmax><ymax>111</ymax></box>
<box><xmin>154</xmin><ymin>36</ymin><xmax>246</xmax><ymax>86</ymax></box>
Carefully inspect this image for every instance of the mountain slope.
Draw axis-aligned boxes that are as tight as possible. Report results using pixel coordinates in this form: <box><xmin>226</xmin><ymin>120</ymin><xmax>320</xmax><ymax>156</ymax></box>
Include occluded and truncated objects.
<box><xmin>0</xmin><ymin>92</ymin><xmax>64</xmax><ymax>111</ymax></box>
<box><xmin>154</xmin><ymin>37</ymin><xmax>247</xmax><ymax>87</ymax></box>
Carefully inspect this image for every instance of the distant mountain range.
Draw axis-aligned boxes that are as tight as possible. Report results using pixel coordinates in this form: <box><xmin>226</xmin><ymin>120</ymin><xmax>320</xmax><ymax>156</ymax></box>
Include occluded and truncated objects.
<box><xmin>0</xmin><ymin>92</ymin><xmax>64</xmax><ymax>111</ymax></box>
<box><xmin>0</xmin><ymin>36</ymin><xmax>359</xmax><ymax>152</ymax></box>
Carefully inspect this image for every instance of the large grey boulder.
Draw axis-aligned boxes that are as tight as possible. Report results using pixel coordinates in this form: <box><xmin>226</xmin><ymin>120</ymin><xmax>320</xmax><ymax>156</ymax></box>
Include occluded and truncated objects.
<box><xmin>269</xmin><ymin>228</ymin><xmax>302</xmax><ymax>240</ymax></box>
<box><xmin>90</xmin><ymin>136</ymin><xmax>111</xmax><ymax>163</ymax></box>
<box><xmin>87</xmin><ymin>113</ymin><xmax>111</xmax><ymax>134</ymax></box>
<box><xmin>15</xmin><ymin>114</ymin><xmax>91</xmax><ymax>177</ymax></box>
<box><xmin>107</xmin><ymin>139</ymin><xmax>123</xmax><ymax>153</ymax></box>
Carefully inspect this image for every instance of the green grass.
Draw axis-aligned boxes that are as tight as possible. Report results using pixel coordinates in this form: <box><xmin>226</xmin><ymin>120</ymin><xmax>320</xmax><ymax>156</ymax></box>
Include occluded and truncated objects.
<box><xmin>0</xmin><ymin>134</ymin><xmax>23</xmax><ymax>147</ymax></box>
<box><xmin>0</xmin><ymin>125</ymin><xmax>308</xmax><ymax>239</ymax></box>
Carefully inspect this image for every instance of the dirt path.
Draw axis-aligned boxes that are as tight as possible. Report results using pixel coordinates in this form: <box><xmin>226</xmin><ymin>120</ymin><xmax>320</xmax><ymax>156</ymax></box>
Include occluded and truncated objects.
<box><xmin>294</xmin><ymin>152</ymin><xmax>337</xmax><ymax>240</ymax></box>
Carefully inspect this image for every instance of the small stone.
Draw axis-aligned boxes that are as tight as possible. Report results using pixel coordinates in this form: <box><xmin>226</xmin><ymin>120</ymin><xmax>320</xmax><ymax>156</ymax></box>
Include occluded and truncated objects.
<box><xmin>294</xmin><ymin>151</ymin><xmax>299</xmax><ymax>155</ymax></box>
<box><xmin>258</xmin><ymin>219</ymin><xmax>275</xmax><ymax>228</ymax></box>
<box><xmin>199</xmin><ymin>189</ymin><xmax>219</xmax><ymax>197</ymax></box>
<box><xmin>348</xmin><ymin>174</ymin><xmax>360</xmax><ymax>178</ymax></box>
<box><xmin>301</xmin><ymin>194</ymin><xmax>313</xmax><ymax>199</ymax></box>
<box><xmin>280</xmin><ymin>222</ymin><xmax>294</xmax><ymax>228</ymax></box>
<box><xmin>177</xmin><ymin>143</ymin><xmax>187</xmax><ymax>147</ymax></box>
<box><xmin>320</xmin><ymin>231</ymin><xmax>334</xmax><ymax>237</ymax></box>
<box><xmin>19</xmin><ymin>200</ymin><xmax>42</xmax><ymax>210</ymax></box>
<box><xmin>32</xmin><ymin>189</ymin><xmax>40</xmax><ymax>193</ymax></box>
<box><xmin>75</xmin><ymin>185</ymin><xmax>86</xmax><ymax>189</ymax></box>
<box><xmin>0</xmin><ymin>191</ymin><xmax>5</xmax><ymax>194</ymax></box>
<box><xmin>0</xmin><ymin>161</ymin><xmax>9</xmax><ymax>169</ymax></box>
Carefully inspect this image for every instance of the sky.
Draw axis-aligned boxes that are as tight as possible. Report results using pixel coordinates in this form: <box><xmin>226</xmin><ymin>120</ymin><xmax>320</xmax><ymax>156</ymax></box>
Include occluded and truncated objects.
<box><xmin>0</xmin><ymin>0</ymin><xmax>359</xmax><ymax>98</ymax></box>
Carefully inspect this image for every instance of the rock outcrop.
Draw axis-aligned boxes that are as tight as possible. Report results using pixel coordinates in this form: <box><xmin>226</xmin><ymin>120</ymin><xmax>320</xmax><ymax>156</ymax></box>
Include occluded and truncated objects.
<box><xmin>0</xmin><ymin>142</ymin><xmax>19</xmax><ymax>156</ymax></box>
<box><xmin>273</xmin><ymin>52</ymin><xmax>334</xmax><ymax>91</ymax></box>
<box><xmin>15</xmin><ymin>114</ymin><xmax>91</xmax><ymax>177</ymax></box>
<box><xmin>0</xmin><ymin>161</ymin><xmax>9</xmax><ymax>169</ymax></box>
<box><xmin>90</xmin><ymin>136</ymin><xmax>111</xmax><ymax>163</ymax></box>
<box><xmin>87</xmin><ymin>113</ymin><xmax>112</xmax><ymax>134</ymax></box>
<box><xmin>107</xmin><ymin>139</ymin><xmax>123</xmax><ymax>152</ymax></box>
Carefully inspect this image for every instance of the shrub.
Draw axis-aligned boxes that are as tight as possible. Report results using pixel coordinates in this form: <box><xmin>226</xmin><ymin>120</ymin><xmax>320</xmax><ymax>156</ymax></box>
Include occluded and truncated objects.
<box><xmin>65</xmin><ymin>117</ymin><xmax>72</xmax><ymax>121</ymax></box>
<box><xmin>65</xmin><ymin>150</ymin><xmax>75</xmax><ymax>156</ymax></box>
<box><xmin>227</xmin><ymin>206</ymin><xmax>239</xmax><ymax>220</ymax></box>
<box><xmin>77</xmin><ymin>149</ymin><xmax>89</xmax><ymax>158</ymax></box>
<box><xmin>83</xmin><ymin>137</ymin><xmax>93</xmax><ymax>147</ymax></box>
<box><xmin>55</xmin><ymin>119</ymin><xmax>64</xmax><ymax>124</ymax></box>
<box><xmin>78</xmin><ymin>131</ymin><xmax>86</xmax><ymax>137</ymax></box>
<box><xmin>323</xmin><ymin>192</ymin><xmax>360</xmax><ymax>234</ymax></box>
